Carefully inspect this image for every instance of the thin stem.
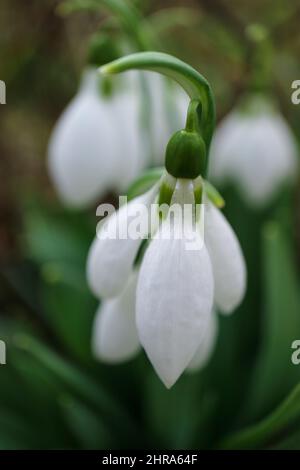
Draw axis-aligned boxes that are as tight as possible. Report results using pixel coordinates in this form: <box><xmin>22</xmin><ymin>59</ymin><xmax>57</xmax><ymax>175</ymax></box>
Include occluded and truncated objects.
<box><xmin>245</xmin><ymin>24</ymin><xmax>273</xmax><ymax>92</ymax></box>
<box><xmin>185</xmin><ymin>99</ymin><xmax>202</xmax><ymax>134</ymax></box>
<box><xmin>147</xmin><ymin>7</ymin><xmax>203</xmax><ymax>33</ymax></box>
<box><xmin>58</xmin><ymin>0</ymin><xmax>155</xmax><ymax>51</ymax></box>
<box><xmin>99</xmin><ymin>0</ymin><xmax>154</xmax><ymax>50</ymax></box>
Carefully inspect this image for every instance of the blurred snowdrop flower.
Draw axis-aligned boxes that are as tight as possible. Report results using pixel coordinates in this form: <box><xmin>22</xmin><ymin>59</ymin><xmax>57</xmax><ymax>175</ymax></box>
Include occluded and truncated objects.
<box><xmin>209</xmin><ymin>95</ymin><xmax>298</xmax><ymax>207</ymax></box>
<box><xmin>48</xmin><ymin>68</ymin><xmax>188</xmax><ymax>208</ymax></box>
<box><xmin>88</xmin><ymin>175</ymin><xmax>246</xmax><ymax>388</ymax></box>
<box><xmin>48</xmin><ymin>68</ymin><xmax>144</xmax><ymax>208</ymax></box>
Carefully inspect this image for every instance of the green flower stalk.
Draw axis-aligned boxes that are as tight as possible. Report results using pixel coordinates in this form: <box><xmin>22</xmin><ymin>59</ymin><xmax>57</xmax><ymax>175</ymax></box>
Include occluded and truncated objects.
<box><xmin>100</xmin><ymin>51</ymin><xmax>216</xmax><ymax>172</ymax></box>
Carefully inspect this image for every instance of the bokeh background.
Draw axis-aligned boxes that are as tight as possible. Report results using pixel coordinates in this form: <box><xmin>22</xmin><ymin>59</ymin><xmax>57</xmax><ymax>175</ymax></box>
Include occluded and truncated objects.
<box><xmin>1</xmin><ymin>0</ymin><xmax>300</xmax><ymax>449</ymax></box>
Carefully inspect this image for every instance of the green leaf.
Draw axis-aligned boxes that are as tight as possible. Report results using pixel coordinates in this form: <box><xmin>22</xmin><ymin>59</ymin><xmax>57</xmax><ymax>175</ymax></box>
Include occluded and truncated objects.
<box><xmin>61</xmin><ymin>396</ymin><xmax>112</xmax><ymax>449</ymax></box>
<box><xmin>24</xmin><ymin>209</ymin><xmax>92</xmax><ymax>266</ymax></box>
<box><xmin>245</xmin><ymin>222</ymin><xmax>300</xmax><ymax>419</ymax></box>
<box><xmin>270</xmin><ymin>428</ymin><xmax>300</xmax><ymax>450</ymax></box>
<box><xmin>127</xmin><ymin>167</ymin><xmax>163</xmax><ymax>200</ymax></box>
<box><xmin>219</xmin><ymin>383</ymin><xmax>300</xmax><ymax>449</ymax></box>
<box><xmin>14</xmin><ymin>335</ymin><xmax>142</xmax><ymax>445</ymax></box>
<box><xmin>41</xmin><ymin>272</ymin><xmax>96</xmax><ymax>360</ymax></box>
<box><xmin>144</xmin><ymin>370</ymin><xmax>218</xmax><ymax>449</ymax></box>
<box><xmin>0</xmin><ymin>410</ymin><xmax>37</xmax><ymax>449</ymax></box>
<box><xmin>23</xmin><ymin>206</ymin><xmax>96</xmax><ymax>360</ymax></box>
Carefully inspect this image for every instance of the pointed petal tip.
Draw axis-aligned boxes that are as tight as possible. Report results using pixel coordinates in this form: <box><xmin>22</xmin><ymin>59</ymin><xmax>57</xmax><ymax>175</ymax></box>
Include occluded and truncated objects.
<box><xmin>215</xmin><ymin>278</ymin><xmax>246</xmax><ymax>315</ymax></box>
<box><xmin>152</xmin><ymin>364</ymin><xmax>183</xmax><ymax>389</ymax></box>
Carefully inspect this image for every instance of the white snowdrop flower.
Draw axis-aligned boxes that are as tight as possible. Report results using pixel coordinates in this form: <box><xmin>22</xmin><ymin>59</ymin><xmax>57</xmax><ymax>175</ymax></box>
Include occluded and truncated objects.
<box><xmin>48</xmin><ymin>68</ymin><xmax>144</xmax><ymax>208</ymax></box>
<box><xmin>87</xmin><ymin>173</ymin><xmax>246</xmax><ymax>388</ymax></box>
<box><xmin>85</xmin><ymin>50</ymin><xmax>248</xmax><ymax>387</ymax></box>
<box><xmin>187</xmin><ymin>310</ymin><xmax>218</xmax><ymax>372</ymax></box>
<box><xmin>92</xmin><ymin>272</ymin><xmax>140</xmax><ymax>363</ymax></box>
<box><xmin>209</xmin><ymin>95</ymin><xmax>298</xmax><ymax>207</ymax></box>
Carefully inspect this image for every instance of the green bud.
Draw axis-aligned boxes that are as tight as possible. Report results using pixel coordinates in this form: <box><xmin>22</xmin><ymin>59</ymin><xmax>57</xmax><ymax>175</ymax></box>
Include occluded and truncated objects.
<box><xmin>165</xmin><ymin>130</ymin><xmax>206</xmax><ymax>179</ymax></box>
<box><xmin>87</xmin><ymin>34</ymin><xmax>120</xmax><ymax>67</ymax></box>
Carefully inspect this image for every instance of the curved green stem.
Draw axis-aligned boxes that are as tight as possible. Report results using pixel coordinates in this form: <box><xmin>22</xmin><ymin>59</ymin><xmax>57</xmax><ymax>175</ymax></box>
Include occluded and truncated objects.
<box><xmin>100</xmin><ymin>51</ymin><xmax>216</xmax><ymax>168</ymax></box>
<box><xmin>147</xmin><ymin>7</ymin><xmax>203</xmax><ymax>33</ymax></box>
<box><xmin>99</xmin><ymin>0</ymin><xmax>154</xmax><ymax>51</ymax></box>
<box><xmin>58</xmin><ymin>0</ymin><xmax>155</xmax><ymax>51</ymax></box>
<box><xmin>246</xmin><ymin>23</ymin><xmax>273</xmax><ymax>92</ymax></box>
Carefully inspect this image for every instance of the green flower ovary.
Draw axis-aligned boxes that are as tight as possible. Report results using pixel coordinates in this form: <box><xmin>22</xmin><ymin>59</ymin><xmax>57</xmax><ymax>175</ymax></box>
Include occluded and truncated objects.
<box><xmin>165</xmin><ymin>129</ymin><xmax>206</xmax><ymax>179</ymax></box>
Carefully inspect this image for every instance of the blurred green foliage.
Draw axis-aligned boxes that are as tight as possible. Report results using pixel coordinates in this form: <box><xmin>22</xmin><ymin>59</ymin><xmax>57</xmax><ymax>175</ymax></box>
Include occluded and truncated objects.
<box><xmin>0</xmin><ymin>0</ymin><xmax>300</xmax><ymax>450</ymax></box>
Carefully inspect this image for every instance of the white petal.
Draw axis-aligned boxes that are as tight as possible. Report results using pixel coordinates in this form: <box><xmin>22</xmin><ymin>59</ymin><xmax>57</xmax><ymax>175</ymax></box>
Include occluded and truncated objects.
<box><xmin>205</xmin><ymin>201</ymin><xmax>246</xmax><ymax>314</ymax></box>
<box><xmin>48</xmin><ymin>69</ymin><xmax>121</xmax><ymax>207</ymax></box>
<box><xmin>87</xmin><ymin>185</ymin><xmax>158</xmax><ymax>299</ymax></box>
<box><xmin>92</xmin><ymin>272</ymin><xmax>140</xmax><ymax>363</ymax></box>
<box><xmin>136</xmin><ymin>216</ymin><xmax>214</xmax><ymax>388</ymax></box>
<box><xmin>187</xmin><ymin>310</ymin><xmax>218</xmax><ymax>371</ymax></box>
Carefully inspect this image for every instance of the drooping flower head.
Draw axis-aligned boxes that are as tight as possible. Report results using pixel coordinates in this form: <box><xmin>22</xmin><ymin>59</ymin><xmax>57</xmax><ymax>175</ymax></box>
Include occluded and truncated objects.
<box><xmin>48</xmin><ymin>33</ymin><xmax>147</xmax><ymax>208</ymax></box>
<box><xmin>48</xmin><ymin>34</ymin><xmax>187</xmax><ymax>208</ymax></box>
<box><xmin>209</xmin><ymin>96</ymin><xmax>298</xmax><ymax>207</ymax></box>
<box><xmin>87</xmin><ymin>52</ymin><xmax>247</xmax><ymax>388</ymax></box>
<box><xmin>48</xmin><ymin>67</ymin><xmax>145</xmax><ymax>207</ymax></box>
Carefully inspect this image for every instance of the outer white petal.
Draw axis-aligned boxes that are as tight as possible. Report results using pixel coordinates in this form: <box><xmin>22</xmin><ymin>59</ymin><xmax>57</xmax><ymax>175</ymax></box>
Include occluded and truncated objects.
<box><xmin>187</xmin><ymin>310</ymin><xmax>218</xmax><ymax>371</ymax></box>
<box><xmin>48</xmin><ymin>69</ymin><xmax>120</xmax><ymax>207</ymax></box>
<box><xmin>205</xmin><ymin>201</ymin><xmax>246</xmax><ymax>314</ymax></box>
<box><xmin>92</xmin><ymin>272</ymin><xmax>140</xmax><ymax>363</ymax></box>
<box><xmin>87</xmin><ymin>185</ymin><xmax>158</xmax><ymax>299</ymax></box>
<box><xmin>136</xmin><ymin>206</ymin><xmax>214</xmax><ymax>388</ymax></box>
